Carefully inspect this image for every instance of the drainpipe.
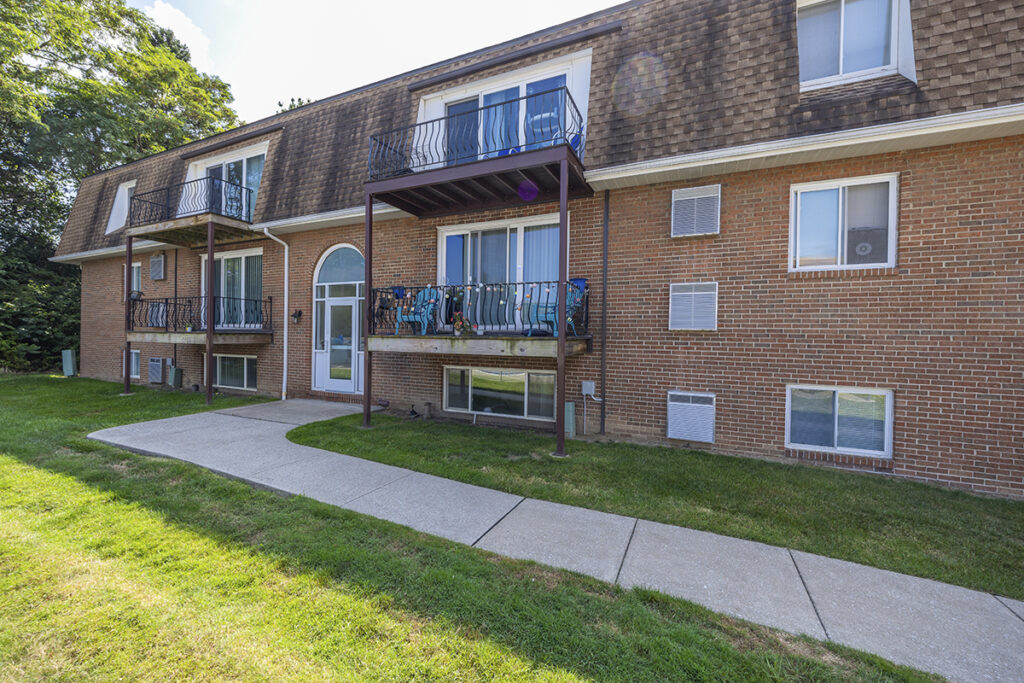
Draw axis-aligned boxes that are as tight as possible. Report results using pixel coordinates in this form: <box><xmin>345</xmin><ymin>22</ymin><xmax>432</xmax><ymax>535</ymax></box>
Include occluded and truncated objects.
<box><xmin>262</xmin><ymin>226</ymin><xmax>289</xmax><ymax>400</ymax></box>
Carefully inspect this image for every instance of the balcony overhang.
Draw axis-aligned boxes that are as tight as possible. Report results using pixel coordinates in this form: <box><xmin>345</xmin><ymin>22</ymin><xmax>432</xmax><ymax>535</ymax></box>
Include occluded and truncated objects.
<box><xmin>367</xmin><ymin>334</ymin><xmax>589</xmax><ymax>358</ymax></box>
<box><xmin>127</xmin><ymin>330</ymin><xmax>272</xmax><ymax>345</ymax></box>
<box><xmin>365</xmin><ymin>144</ymin><xmax>591</xmax><ymax>219</ymax></box>
<box><xmin>126</xmin><ymin>213</ymin><xmax>255</xmax><ymax>248</ymax></box>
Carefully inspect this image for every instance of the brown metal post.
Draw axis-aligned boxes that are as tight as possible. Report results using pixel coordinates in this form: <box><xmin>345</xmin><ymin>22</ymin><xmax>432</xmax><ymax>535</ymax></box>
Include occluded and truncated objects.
<box><xmin>123</xmin><ymin>235</ymin><xmax>133</xmax><ymax>395</ymax></box>
<box><xmin>362</xmin><ymin>193</ymin><xmax>373</xmax><ymax>427</ymax></box>
<box><xmin>205</xmin><ymin>221</ymin><xmax>215</xmax><ymax>405</ymax></box>
<box><xmin>555</xmin><ymin>155</ymin><xmax>569</xmax><ymax>456</ymax></box>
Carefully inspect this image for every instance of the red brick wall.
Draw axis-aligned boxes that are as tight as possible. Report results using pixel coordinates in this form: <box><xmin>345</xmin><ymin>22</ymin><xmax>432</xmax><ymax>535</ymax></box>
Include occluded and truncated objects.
<box><xmin>78</xmin><ymin>135</ymin><xmax>1024</xmax><ymax>497</ymax></box>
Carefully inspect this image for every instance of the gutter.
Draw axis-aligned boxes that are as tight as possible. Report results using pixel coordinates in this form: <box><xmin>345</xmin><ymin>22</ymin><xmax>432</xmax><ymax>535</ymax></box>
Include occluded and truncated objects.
<box><xmin>262</xmin><ymin>226</ymin><xmax>290</xmax><ymax>400</ymax></box>
<box><xmin>585</xmin><ymin>101</ymin><xmax>1024</xmax><ymax>189</ymax></box>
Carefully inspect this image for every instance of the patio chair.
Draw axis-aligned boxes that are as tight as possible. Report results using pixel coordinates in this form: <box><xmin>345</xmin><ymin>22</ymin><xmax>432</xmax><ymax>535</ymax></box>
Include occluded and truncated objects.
<box><xmin>527</xmin><ymin>279</ymin><xmax>586</xmax><ymax>337</ymax></box>
<box><xmin>395</xmin><ymin>287</ymin><xmax>440</xmax><ymax>335</ymax></box>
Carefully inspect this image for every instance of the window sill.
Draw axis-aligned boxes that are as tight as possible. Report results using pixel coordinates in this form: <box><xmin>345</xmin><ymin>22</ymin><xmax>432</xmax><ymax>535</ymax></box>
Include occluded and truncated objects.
<box><xmin>787</xmin><ymin>266</ymin><xmax>900</xmax><ymax>280</ymax></box>
<box><xmin>785</xmin><ymin>447</ymin><xmax>894</xmax><ymax>471</ymax></box>
<box><xmin>799</xmin><ymin>66</ymin><xmax>900</xmax><ymax>93</ymax></box>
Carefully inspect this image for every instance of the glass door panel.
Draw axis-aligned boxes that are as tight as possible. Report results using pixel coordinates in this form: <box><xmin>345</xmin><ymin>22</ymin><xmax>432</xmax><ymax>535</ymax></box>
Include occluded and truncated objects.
<box><xmin>446</xmin><ymin>98</ymin><xmax>479</xmax><ymax>166</ymax></box>
<box><xmin>222</xmin><ymin>257</ymin><xmax>242</xmax><ymax>325</ymax></box>
<box><xmin>328</xmin><ymin>302</ymin><xmax>355</xmax><ymax>386</ymax></box>
<box><xmin>525</xmin><ymin>75</ymin><xmax>567</xmax><ymax>150</ymax></box>
<box><xmin>225</xmin><ymin>159</ymin><xmax>244</xmax><ymax>219</ymax></box>
<box><xmin>206</xmin><ymin>165</ymin><xmax>223</xmax><ymax>214</ymax></box>
<box><xmin>482</xmin><ymin>87</ymin><xmax>519</xmax><ymax>158</ymax></box>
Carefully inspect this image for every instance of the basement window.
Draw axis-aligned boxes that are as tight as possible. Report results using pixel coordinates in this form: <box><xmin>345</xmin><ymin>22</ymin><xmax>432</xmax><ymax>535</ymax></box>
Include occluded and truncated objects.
<box><xmin>444</xmin><ymin>366</ymin><xmax>555</xmax><ymax>420</ymax></box>
<box><xmin>209</xmin><ymin>354</ymin><xmax>257</xmax><ymax>391</ymax></box>
<box><xmin>786</xmin><ymin>385</ymin><xmax>893</xmax><ymax>457</ymax></box>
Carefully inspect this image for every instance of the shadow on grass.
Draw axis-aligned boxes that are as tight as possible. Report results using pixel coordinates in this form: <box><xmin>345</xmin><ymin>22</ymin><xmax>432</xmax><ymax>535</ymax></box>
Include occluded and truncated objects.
<box><xmin>0</xmin><ymin>376</ymin><xmax>934</xmax><ymax>682</ymax></box>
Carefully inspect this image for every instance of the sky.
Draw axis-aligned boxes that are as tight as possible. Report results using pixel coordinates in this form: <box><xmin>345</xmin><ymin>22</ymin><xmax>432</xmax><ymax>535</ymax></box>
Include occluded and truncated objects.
<box><xmin>128</xmin><ymin>0</ymin><xmax>628</xmax><ymax>123</ymax></box>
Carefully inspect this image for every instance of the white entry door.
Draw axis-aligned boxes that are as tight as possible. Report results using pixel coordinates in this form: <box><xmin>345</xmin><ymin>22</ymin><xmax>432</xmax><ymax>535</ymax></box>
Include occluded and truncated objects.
<box><xmin>314</xmin><ymin>298</ymin><xmax>362</xmax><ymax>393</ymax></box>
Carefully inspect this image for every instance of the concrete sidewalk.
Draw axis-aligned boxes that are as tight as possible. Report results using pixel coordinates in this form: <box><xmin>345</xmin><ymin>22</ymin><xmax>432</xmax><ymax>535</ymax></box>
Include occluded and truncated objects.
<box><xmin>89</xmin><ymin>399</ymin><xmax>1024</xmax><ymax>682</ymax></box>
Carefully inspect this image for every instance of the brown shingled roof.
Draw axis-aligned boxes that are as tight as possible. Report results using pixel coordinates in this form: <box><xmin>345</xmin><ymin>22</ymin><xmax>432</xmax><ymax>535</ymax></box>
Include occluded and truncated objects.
<box><xmin>56</xmin><ymin>0</ymin><xmax>1024</xmax><ymax>258</ymax></box>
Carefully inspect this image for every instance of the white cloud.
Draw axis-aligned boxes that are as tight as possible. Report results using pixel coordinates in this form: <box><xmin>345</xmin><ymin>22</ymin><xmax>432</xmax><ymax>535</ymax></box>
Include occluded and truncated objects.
<box><xmin>143</xmin><ymin>0</ymin><xmax>215</xmax><ymax>74</ymax></box>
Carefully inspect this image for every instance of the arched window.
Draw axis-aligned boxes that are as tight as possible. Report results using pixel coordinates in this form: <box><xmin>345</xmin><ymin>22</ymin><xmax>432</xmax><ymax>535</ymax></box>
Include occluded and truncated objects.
<box><xmin>316</xmin><ymin>245</ymin><xmax>364</xmax><ymax>284</ymax></box>
<box><xmin>313</xmin><ymin>245</ymin><xmax>365</xmax><ymax>354</ymax></box>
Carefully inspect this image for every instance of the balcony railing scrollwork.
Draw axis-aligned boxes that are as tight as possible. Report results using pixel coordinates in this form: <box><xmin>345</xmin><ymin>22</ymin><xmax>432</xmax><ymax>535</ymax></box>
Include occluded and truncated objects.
<box><xmin>129</xmin><ymin>176</ymin><xmax>255</xmax><ymax>227</ymax></box>
<box><xmin>368</xmin><ymin>86</ymin><xmax>586</xmax><ymax>181</ymax></box>
<box><xmin>370</xmin><ymin>280</ymin><xmax>588</xmax><ymax>338</ymax></box>
<box><xmin>128</xmin><ymin>295</ymin><xmax>272</xmax><ymax>333</ymax></box>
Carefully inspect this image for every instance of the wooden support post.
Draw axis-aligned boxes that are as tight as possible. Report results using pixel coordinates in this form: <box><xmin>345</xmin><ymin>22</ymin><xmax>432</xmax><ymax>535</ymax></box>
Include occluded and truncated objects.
<box><xmin>362</xmin><ymin>193</ymin><xmax>373</xmax><ymax>427</ymax></box>
<box><xmin>124</xmin><ymin>235</ymin><xmax>133</xmax><ymax>395</ymax></box>
<box><xmin>205</xmin><ymin>221</ymin><xmax>215</xmax><ymax>406</ymax></box>
<box><xmin>555</xmin><ymin>155</ymin><xmax>569</xmax><ymax>456</ymax></box>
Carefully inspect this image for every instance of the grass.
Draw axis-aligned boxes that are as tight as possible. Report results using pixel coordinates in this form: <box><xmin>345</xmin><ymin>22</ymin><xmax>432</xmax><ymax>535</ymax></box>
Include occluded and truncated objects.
<box><xmin>0</xmin><ymin>375</ymin><xmax>935</xmax><ymax>681</ymax></box>
<box><xmin>291</xmin><ymin>414</ymin><xmax>1024</xmax><ymax>601</ymax></box>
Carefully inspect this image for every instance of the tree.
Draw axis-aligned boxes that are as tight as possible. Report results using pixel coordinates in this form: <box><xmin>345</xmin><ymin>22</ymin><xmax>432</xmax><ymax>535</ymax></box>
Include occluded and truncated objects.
<box><xmin>277</xmin><ymin>97</ymin><xmax>312</xmax><ymax>113</ymax></box>
<box><xmin>0</xmin><ymin>0</ymin><xmax>240</xmax><ymax>370</ymax></box>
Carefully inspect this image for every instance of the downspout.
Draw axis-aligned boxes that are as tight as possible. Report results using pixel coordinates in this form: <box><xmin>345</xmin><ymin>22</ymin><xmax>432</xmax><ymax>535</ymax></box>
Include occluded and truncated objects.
<box><xmin>263</xmin><ymin>226</ymin><xmax>289</xmax><ymax>400</ymax></box>
<box><xmin>600</xmin><ymin>190</ymin><xmax>609</xmax><ymax>434</ymax></box>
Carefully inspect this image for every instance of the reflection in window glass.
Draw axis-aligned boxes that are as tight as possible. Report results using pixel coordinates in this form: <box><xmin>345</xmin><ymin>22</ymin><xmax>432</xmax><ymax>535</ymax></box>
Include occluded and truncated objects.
<box><xmin>843</xmin><ymin>0</ymin><xmax>891</xmax><ymax>73</ymax></box>
<box><xmin>789</xmin><ymin>388</ymin><xmax>835</xmax><ymax>448</ymax></box>
<box><xmin>446</xmin><ymin>368</ymin><xmax>470</xmax><ymax>410</ymax></box>
<box><xmin>797</xmin><ymin>188</ymin><xmax>840</xmax><ymax>268</ymax></box>
<box><xmin>471</xmin><ymin>369</ymin><xmax>525</xmax><ymax>415</ymax></box>
<box><xmin>837</xmin><ymin>392</ymin><xmax>886</xmax><ymax>452</ymax></box>
<box><xmin>797</xmin><ymin>0</ymin><xmax>841</xmax><ymax>81</ymax></box>
<box><xmin>527</xmin><ymin>373</ymin><xmax>555</xmax><ymax>418</ymax></box>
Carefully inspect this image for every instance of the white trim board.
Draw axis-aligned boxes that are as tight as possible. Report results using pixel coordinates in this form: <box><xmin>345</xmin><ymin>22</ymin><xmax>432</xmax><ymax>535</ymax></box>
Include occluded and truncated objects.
<box><xmin>584</xmin><ymin>102</ymin><xmax>1024</xmax><ymax>190</ymax></box>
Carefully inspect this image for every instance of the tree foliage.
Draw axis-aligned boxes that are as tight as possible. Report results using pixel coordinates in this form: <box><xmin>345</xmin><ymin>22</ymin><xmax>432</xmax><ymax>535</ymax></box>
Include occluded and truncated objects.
<box><xmin>277</xmin><ymin>97</ymin><xmax>312</xmax><ymax>113</ymax></box>
<box><xmin>0</xmin><ymin>0</ymin><xmax>240</xmax><ymax>370</ymax></box>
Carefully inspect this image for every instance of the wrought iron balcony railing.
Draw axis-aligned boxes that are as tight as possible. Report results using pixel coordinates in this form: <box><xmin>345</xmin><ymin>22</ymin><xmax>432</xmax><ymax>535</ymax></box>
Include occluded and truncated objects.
<box><xmin>368</xmin><ymin>87</ymin><xmax>586</xmax><ymax>181</ymax></box>
<box><xmin>129</xmin><ymin>177</ymin><xmax>255</xmax><ymax>227</ymax></box>
<box><xmin>369</xmin><ymin>280</ymin><xmax>589</xmax><ymax>338</ymax></box>
<box><xmin>128</xmin><ymin>295</ymin><xmax>272</xmax><ymax>333</ymax></box>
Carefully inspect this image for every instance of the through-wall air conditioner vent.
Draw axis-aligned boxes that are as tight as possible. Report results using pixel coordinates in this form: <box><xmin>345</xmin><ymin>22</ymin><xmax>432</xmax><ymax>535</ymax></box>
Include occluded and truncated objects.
<box><xmin>671</xmin><ymin>185</ymin><xmax>721</xmax><ymax>237</ymax></box>
<box><xmin>669</xmin><ymin>282</ymin><xmax>718</xmax><ymax>331</ymax></box>
<box><xmin>150</xmin><ymin>252</ymin><xmax>165</xmax><ymax>280</ymax></box>
<box><xmin>667</xmin><ymin>391</ymin><xmax>715</xmax><ymax>443</ymax></box>
<box><xmin>148</xmin><ymin>357</ymin><xmax>164</xmax><ymax>384</ymax></box>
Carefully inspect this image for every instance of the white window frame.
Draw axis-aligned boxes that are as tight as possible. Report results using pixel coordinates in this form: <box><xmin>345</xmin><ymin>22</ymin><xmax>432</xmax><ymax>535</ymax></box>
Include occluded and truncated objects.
<box><xmin>418</xmin><ymin>50</ymin><xmax>592</xmax><ymax>129</ymax></box>
<box><xmin>200</xmin><ymin>246</ymin><xmax>263</xmax><ymax>298</ymax></box>
<box><xmin>181</xmin><ymin>141</ymin><xmax>269</xmax><ymax>220</ymax></box>
<box><xmin>125</xmin><ymin>349</ymin><xmax>141</xmax><ymax>379</ymax></box>
<box><xmin>796</xmin><ymin>0</ymin><xmax>916</xmax><ymax>92</ymax></box>
<box><xmin>442</xmin><ymin>365</ymin><xmax>556</xmax><ymax>422</ymax></box>
<box><xmin>789</xmin><ymin>173</ymin><xmax>899</xmax><ymax>272</ymax></box>
<box><xmin>204</xmin><ymin>354</ymin><xmax>258</xmax><ymax>392</ymax></box>
<box><xmin>105</xmin><ymin>179</ymin><xmax>137</xmax><ymax>234</ymax></box>
<box><xmin>668</xmin><ymin>281</ymin><xmax>718</xmax><ymax>332</ymax></box>
<box><xmin>436</xmin><ymin>213</ymin><xmax>569</xmax><ymax>285</ymax></box>
<box><xmin>123</xmin><ymin>261</ymin><xmax>142</xmax><ymax>301</ymax></box>
<box><xmin>785</xmin><ymin>384</ymin><xmax>894</xmax><ymax>458</ymax></box>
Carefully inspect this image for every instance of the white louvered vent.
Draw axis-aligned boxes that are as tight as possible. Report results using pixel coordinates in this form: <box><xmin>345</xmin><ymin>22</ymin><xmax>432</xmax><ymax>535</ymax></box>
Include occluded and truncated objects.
<box><xmin>150</xmin><ymin>252</ymin><xmax>165</xmax><ymax>280</ymax></box>
<box><xmin>669</xmin><ymin>282</ymin><xmax>718</xmax><ymax>331</ymax></box>
<box><xmin>148</xmin><ymin>357</ymin><xmax>164</xmax><ymax>384</ymax></box>
<box><xmin>671</xmin><ymin>185</ymin><xmax>721</xmax><ymax>237</ymax></box>
<box><xmin>667</xmin><ymin>391</ymin><xmax>715</xmax><ymax>443</ymax></box>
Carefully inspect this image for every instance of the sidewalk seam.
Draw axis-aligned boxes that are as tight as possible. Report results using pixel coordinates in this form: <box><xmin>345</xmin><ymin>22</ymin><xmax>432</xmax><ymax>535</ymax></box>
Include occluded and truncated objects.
<box><xmin>341</xmin><ymin>471</ymin><xmax>416</xmax><ymax>505</ymax></box>
<box><xmin>789</xmin><ymin>549</ymin><xmax>830</xmax><ymax>641</ymax></box>
<box><xmin>994</xmin><ymin>595</ymin><xmax>1024</xmax><ymax>625</ymax></box>
<box><xmin>613</xmin><ymin>518</ymin><xmax>640</xmax><ymax>586</ymax></box>
<box><xmin>471</xmin><ymin>496</ymin><xmax>527</xmax><ymax>547</ymax></box>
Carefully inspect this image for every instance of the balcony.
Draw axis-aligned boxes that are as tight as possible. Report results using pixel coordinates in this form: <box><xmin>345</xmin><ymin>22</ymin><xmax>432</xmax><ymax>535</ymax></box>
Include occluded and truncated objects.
<box><xmin>366</xmin><ymin>281</ymin><xmax>590</xmax><ymax>358</ymax></box>
<box><xmin>126</xmin><ymin>295</ymin><xmax>273</xmax><ymax>345</ymax></box>
<box><xmin>365</xmin><ymin>87</ymin><xmax>592</xmax><ymax>217</ymax></box>
<box><xmin>127</xmin><ymin>177</ymin><xmax>257</xmax><ymax>247</ymax></box>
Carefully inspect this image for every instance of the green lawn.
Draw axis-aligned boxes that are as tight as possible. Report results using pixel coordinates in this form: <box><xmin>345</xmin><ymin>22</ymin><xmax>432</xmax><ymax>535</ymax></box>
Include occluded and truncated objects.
<box><xmin>0</xmin><ymin>375</ymin><xmax>932</xmax><ymax>681</ymax></box>
<box><xmin>291</xmin><ymin>414</ymin><xmax>1024</xmax><ymax>601</ymax></box>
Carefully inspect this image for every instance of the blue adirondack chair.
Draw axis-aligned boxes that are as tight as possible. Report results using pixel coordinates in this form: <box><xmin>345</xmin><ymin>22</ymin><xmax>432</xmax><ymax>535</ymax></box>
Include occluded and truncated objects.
<box><xmin>395</xmin><ymin>287</ymin><xmax>440</xmax><ymax>335</ymax></box>
<box><xmin>527</xmin><ymin>279</ymin><xmax>586</xmax><ymax>337</ymax></box>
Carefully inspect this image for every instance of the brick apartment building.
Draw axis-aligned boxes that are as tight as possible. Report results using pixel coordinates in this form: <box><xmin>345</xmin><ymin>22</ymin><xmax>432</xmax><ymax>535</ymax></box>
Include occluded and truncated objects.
<box><xmin>54</xmin><ymin>0</ymin><xmax>1024</xmax><ymax>497</ymax></box>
